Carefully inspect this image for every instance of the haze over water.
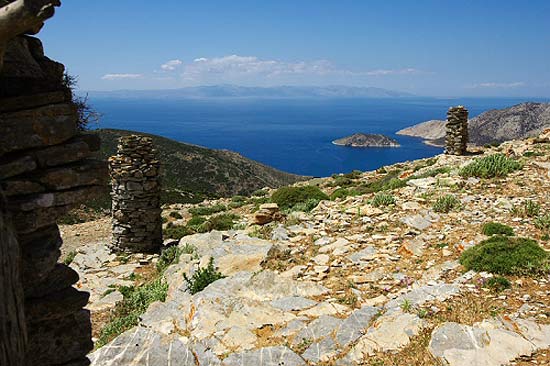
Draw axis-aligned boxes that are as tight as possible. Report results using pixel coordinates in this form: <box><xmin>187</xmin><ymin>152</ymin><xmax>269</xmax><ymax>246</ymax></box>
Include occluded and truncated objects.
<box><xmin>93</xmin><ymin>97</ymin><xmax>546</xmax><ymax>177</ymax></box>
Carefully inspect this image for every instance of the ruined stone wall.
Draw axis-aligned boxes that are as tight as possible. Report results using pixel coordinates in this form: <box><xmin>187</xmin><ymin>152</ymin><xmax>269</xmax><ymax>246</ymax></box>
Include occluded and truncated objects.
<box><xmin>445</xmin><ymin>106</ymin><xmax>469</xmax><ymax>155</ymax></box>
<box><xmin>0</xmin><ymin>35</ymin><xmax>107</xmax><ymax>366</ymax></box>
<box><xmin>109</xmin><ymin>135</ymin><xmax>162</xmax><ymax>253</ymax></box>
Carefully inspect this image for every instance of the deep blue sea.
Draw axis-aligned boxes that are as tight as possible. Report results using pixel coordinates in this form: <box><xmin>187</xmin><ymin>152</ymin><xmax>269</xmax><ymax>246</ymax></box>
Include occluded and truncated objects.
<box><xmin>90</xmin><ymin>97</ymin><xmax>548</xmax><ymax>177</ymax></box>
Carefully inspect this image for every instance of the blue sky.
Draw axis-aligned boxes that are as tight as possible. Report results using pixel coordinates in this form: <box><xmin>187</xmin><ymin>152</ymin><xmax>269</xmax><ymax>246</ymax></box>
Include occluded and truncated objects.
<box><xmin>40</xmin><ymin>0</ymin><xmax>550</xmax><ymax>97</ymax></box>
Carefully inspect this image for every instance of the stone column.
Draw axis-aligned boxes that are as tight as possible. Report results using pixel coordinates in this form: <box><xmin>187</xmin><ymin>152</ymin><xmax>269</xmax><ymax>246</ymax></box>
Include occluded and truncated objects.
<box><xmin>109</xmin><ymin>135</ymin><xmax>162</xmax><ymax>253</ymax></box>
<box><xmin>445</xmin><ymin>106</ymin><xmax>469</xmax><ymax>155</ymax></box>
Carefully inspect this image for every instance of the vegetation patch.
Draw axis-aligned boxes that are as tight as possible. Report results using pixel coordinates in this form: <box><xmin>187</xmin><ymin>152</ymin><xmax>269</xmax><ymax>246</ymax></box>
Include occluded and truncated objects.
<box><xmin>482</xmin><ymin>222</ymin><xmax>514</xmax><ymax>236</ymax></box>
<box><xmin>485</xmin><ymin>276</ymin><xmax>511</xmax><ymax>292</ymax></box>
<box><xmin>169</xmin><ymin>211</ymin><xmax>183</xmax><ymax>219</ymax></box>
<box><xmin>183</xmin><ymin>257</ymin><xmax>225</xmax><ymax>294</ymax></box>
<box><xmin>330</xmin><ymin>187</ymin><xmax>360</xmax><ymax>200</ymax></box>
<box><xmin>411</xmin><ymin>166</ymin><xmax>451</xmax><ymax>179</ymax></box>
<box><xmin>371</xmin><ymin>193</ymin><xmax>396</xmax><ymax>207</ymax></box>
<box><xmin>459</xmin><ymin>153</ymin><xmax>522</xmax><ymax>178</ymax></box>
<box><xmin>460</xmin><ymin>236</ymin><xmax>549</xmax><ymax>276</ymax></box>
<box><xmin>189</xmin><ymin>204</ymin><xmax>227</xmax><ymax>216</ymax></box>
<box><xmin>96</xmin><ymin>278</ymin><xmax>168</xmax><ymax>348</ymax></box>
<box><xmin>271</xmin><ymin>185</ymin><xmax>329</xmax><ymax>211</ymax></box>
<box><xmin>63</xmin><ymin>251</ymin><xmax>77</xmax><ymax>265</ymax></box>
<box><xmin>535</xmin><ymin>213</ymin><xmax>550</xmax><ymax>231</ymax></box>
<box><xmin>433</xmin><ymin>194</ymin><xmax>461</xmax><ymax>213</ymax></box>
<box><xmin>156</xmin><ymin>246</ymin><xmax>182</xmax><ymax>272</ymax></box>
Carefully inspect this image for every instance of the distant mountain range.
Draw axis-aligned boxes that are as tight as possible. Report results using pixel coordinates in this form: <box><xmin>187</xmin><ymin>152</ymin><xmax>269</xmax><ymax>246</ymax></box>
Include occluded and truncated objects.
<box><xmin>88</xmin><ymin>85</ymin><xmax>414</xmax><ymax>99</ymax></box>
<box><xmin>397</xmin><ymin>102</ymin><xmax>550</xmax><ymax>146</ymax></box>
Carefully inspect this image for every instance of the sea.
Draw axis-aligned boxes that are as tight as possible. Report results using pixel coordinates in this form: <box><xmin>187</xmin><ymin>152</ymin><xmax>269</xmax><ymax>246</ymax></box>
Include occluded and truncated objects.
<box><xmin>90</xmin><ymin>97</ymin><xmax>548</xmax><ymax>177</ymax></box>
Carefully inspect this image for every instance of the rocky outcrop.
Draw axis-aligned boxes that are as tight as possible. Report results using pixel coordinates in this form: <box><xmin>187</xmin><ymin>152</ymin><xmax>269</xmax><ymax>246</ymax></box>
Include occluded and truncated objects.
<box><xmin>109</xmin><ymin>135</ymin><xmax>162</xmax><ymax>253</ymax></box>
<box><xmin>332</xmin><ymin>133</ymin><xmax>400</xmax><ymax>147</ymax></box>
<box><xmin>0</xmin><ymin>32</ymin><xmax>107</xmax><ymax>366</ymax></box>
<box><xmin>397</xmin><ymin>102</ymin><xmax>550</xmax><ymax>146</ymax></box>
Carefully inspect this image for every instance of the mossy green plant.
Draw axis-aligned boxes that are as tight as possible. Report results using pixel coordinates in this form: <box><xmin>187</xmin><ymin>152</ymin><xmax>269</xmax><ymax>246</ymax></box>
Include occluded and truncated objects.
<box><xmin>482</xmin><ymin>222</ymin><xmax>514</xmax><ymax>236</ymax></box>
<box><xmin>459</xmin><ymin>154</ymin><xmax>522</xmax><ymax>178</ymax></box>
<box><xmin>183</xmin><ymin>257</ymin><xmax>225</xmax><ymax>294</ymax></box>
<box><xmin>271</xmin><ymin>185</ymin><xmax>329</xmax><ymax>211</ymax></box>
<box><xmin>371</xmin><ymin>193</ymin><xmax>396</xmax><ymax>207</ymax></box>
<box><xmin>460</xmin><ymin>236</ymin><xmax>549</xmax><ymax>276</ymax></box>
<box><xmin>433</xmin><ymin>194</ymin><xmax>461</xmax><ymax>213</ymax></box>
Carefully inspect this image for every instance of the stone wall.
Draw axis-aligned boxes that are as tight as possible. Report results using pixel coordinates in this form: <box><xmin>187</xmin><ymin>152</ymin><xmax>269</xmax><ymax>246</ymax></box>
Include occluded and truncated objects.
<box><xmin>445</xmin><ymin>106</ymin><xmax>469</xmax><ymax>155</ymax></box>
<box><xmin>0</xmin><ymin>34</ymin><xmax>107</xmax><ymax>366</ymax></box>
<box><xmin>109</xmin><ymin>135</ymin><xmax>162</xmax><ymax>253</ymax></box>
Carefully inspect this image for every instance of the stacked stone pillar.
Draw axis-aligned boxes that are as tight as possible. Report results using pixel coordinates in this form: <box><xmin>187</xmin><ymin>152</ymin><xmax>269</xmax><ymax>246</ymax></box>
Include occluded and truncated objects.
<box><xmin>445</xmin><ymin>106</ymin><xmax>469</xmax><ymax>155</ymax></box>
<box><xmin>109</xmin><ymin>135</ymin><xmax>162</xmax><ymax>253</ymax></box>
<box><xmin>0</xmin><ymin>35</ymin><xmax>107</xmax><ymax>365</ymax></box>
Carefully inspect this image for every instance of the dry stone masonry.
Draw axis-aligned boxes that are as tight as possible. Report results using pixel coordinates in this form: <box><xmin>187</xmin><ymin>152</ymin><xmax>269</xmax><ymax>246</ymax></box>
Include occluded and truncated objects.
<box><xmin>0</xmin><ymin>30</ymin><xmax>107</xmax><ymax>366</ymax></box>
<box><xmin>109</xmin><ymin>135</ymin><xmax>162</xmax><ymax>253</ymax></box>
<box><xmin>445</xmin><ymin>106</ymin><xmax>469</xmax><ymax>155</ymax></box>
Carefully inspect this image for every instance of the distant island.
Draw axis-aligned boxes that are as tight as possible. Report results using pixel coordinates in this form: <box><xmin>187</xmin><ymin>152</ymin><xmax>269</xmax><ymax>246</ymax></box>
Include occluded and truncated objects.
<box><xmin>332</xmin><ymin>133</ymin><xmax>400</xmax><ymax>147</ymax></box>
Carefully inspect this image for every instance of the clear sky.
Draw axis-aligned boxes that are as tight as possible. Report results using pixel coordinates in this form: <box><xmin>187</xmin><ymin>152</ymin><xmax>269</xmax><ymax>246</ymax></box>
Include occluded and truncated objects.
<box><xmin>39</xmin><ymin>0</ymin><xmax>550</xmax><ymax>97</ymax></box>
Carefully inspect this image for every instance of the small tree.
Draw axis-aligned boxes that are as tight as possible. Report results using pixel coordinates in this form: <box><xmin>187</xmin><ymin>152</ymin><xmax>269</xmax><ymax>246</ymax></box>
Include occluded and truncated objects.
<box><xmin>63</xmin><ymin>73</ymin><xmax>101</xmax><ymax>130</ymax></box>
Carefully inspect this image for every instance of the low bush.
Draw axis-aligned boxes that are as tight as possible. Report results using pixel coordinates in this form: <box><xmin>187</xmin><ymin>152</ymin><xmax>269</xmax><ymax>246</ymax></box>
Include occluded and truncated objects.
<box><xmin>156</xmin><ymin>246</ymin><xmax>182</xmax><ymax>272</ymax></box>
<box><xmin>460</xmin><ymin>236</ymin><xmax>549</xmax><ymax>275</ymax></box>
<box><xmin>183</xmin><ymin>257</ymin><xmax>225</xmax><ymax>294</ymax></box>
<box><xmin>271</xmin><ymin>186</ymin><xmax>329</xmax><ymax>210</ymax></box>
<box><xmin>371</xmin><ymin>193</ymin><xmax>395</xmax><ymax>207</ymax></box>
<box><xmin>485</xmin><ymin>276</ymin><xmax>511</xmax><ymax>292</ymax></box>
<box><xmin>433</xmin><ymin>194</ymin><xmax>461</xmax><ymax>213</ymax></box>
<box><xmin>482</xmin><ymin>222</ymin><xmax>514</xmax><ymax>236</ymax></box>
<box><xmin>96</xmin><ymin>278</ymin><xmax>168</xmax><ymax>347</ymax></box>
<box><xmin>197</xmin><ymin>213</ymin><xmax>239</xmax><ymax>232</ymax></box>
<box><xmin>63</xmin><ymin>251</ymin><xmax>77</xmax><ymax>265</ymax></box>
<box><xmin>459</xmin><ymin>154</ymin><xmax>522</xmax><ymax>178</ymax></box>
<box><xmin>169</xmin><ymin>211</ymin><xmax>183</xmax><ymax>219</ymax></box>
<box><xmin>330</xmin><ymin>187</ymin><xmax>360</xmax><ymax>200</ymax></box>
<box><xmin>535</xmin><ymin>213</ymin><xmax>550</xmax><ymax>231</ymax></box>
<box><xmin>252</xmin><ymin>189</ymin><xmax>268</xmax><ymax>197</ymax></box>
<box><xmin>188</xmin><ymin>204</ymin><xmax>227</xmax><ymax>216</ymax></box>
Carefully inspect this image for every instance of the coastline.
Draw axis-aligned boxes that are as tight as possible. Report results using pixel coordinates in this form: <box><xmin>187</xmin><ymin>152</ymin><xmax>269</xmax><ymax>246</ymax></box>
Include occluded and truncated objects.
<box><xmin>331</xmin><ymin>140</ymin><xmax>401</xmax><ymax>148</ymax></box>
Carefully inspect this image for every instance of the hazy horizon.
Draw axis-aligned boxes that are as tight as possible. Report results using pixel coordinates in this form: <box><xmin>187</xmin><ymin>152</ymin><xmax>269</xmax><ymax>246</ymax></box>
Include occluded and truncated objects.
<box><xmin>39</xmin><ymin>1</ymin><xmax>550</xmax><ymax>98</ymax></box>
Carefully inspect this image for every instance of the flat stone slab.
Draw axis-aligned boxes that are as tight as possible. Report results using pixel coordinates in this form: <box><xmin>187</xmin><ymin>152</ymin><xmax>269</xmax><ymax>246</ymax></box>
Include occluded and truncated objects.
<box><xmin>270</xmin><ymin>296</ymin><xmax>318</xmax><ymax>312</ymax></box>
<box><xmin>429</xmin><ymin>317</ymin><xmax>550</xmax><ymax>366</ymax></box>
<box><xmin>223</xmin><ymin>346</ymin><xmax>306</xmax><ymax>366</ymax></box>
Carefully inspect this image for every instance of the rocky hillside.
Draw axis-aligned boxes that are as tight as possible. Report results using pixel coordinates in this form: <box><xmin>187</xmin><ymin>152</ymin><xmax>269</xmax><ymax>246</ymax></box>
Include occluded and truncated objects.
<box><xmin>94</xmin><ymin>129</ymin><xmax>306</xmax><ymax>203</ymax></box>
<box><xmin>63</xmin><ymin>130</ymin><xmax>550</xmax><ymax>366</ymax></box>
<box><xmin>333</xmin><ymin>133</ymin><xmax>400</xmax><ymax>147</ymax></box>
<box><xmin>397</xmin><ymin>102</ymin><xmax>550</xmax><ymax>146</ymax></box>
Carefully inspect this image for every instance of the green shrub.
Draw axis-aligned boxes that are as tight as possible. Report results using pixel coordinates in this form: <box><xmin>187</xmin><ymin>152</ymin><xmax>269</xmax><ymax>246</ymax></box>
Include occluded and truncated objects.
<box><xmin>459</xmin><ymin>154</ymin><xmax>522</xmax><ymax>178</ymax></box>
<box><xmin>291</xmin><ymin>198</ymin><xmax>321</xmax><ymax>212</ymax></box>
<box><xmin>156</xmin><ymin>246</ymin><xmax>182</xmax><ymax>273</ymax></box>
<box><xmin>524</xmin><ymin>200</ymin><xmax>541</xmax><ymax>217</ymax></box>
<box><xmin>187</xmin><ymin>216</ymin><xmax>207</xmax><ymax>227</ymax></box>
<box><xmin>252</xmin><ymin>189</ymin><xmax>268</xmax><ymax>197</ymax></box>
<box><xmin>535</xmin><ymin>213</ymin><xmax>550</xmax><ymax>231</ymax></box>
<box><xmin>371</xmin><ymin>193</ymin><xmax>395</xmax><ymax>207</ymax></box>
<box><xmin>485</xmin><ymin>276</ymin><xmax>511</xmax><ymax>292</ymax></box>
<box><xmin>482</xmin><ymin>222</ymin><xmax>514</xmax><ymax>236</ymax></box>
<box><xmin>271</xmin><ymin>186</ymin><xmax>329</xmax><ymax>210</ymax></box>
<box><xmin>433</xmin><ymin>195</ymin><xmax>461</xmax><ymax>213</ymax></box>
<box><xmin>169</xmin><ymin>211</ymin><xmax>183</xmax><ymax>219</ymax></box>
<box><xmin>96</xmin><ymin>278</ymin><xmax>168</xmax><ymax>347</ymax></box>
<box><xmin>460</xmin><ymin>236</ymin><xmax>549</xmax><ymax>275</ymax></box>
<box><xmin>329</xmin><ymin>176</ymin><xmax>354</xmax><ymax>188</ymax></box>
<box><xmin>197</xmin><ymin>213</ymin><xmax>239</xmax><ymax>232</ymax></box>
<box><xmin>183</xmin><ymin>257</ymin><xmax>225</xmax><ymax>294</ymax></box>
<box><xmin>63</xmin><ymin>251</ymin><xmax>77</xmax><ymax>265</ymax></box>
<box><xmin>384</xmin><ymin>178</ymin><xmax>407</xmax><ymax>191</ymax></box>
<box><xmin>163</xmin><ymin>223</ymin><xmax>195</xmax><ymax>240</ymax></box>
<box><xmin>189</xmin><ymin>204</ymin><xmax>227</xmax><ymax>216</ymax></box>
<box><xmin>412</xmin><ymin>166</ymin><xmax>451</xmax><ymax>179</ymax></box>
<box><xmin>330</xmin><ymin>187</ymin><xmax>360</xmax><ymax>200</ymax></box>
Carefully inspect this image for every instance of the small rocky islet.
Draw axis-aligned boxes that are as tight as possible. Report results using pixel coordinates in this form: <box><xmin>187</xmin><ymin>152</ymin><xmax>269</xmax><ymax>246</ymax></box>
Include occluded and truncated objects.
<box><xmin>332</xmin><ymin>133</ymin><xmax>400</xmax><ymax>148</ymax></box>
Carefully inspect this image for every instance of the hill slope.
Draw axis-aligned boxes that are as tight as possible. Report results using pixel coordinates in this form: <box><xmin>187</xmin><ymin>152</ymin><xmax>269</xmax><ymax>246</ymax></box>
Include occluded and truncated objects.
<box><xmin>397</xmin><ymin>102</ymin><xmax>550</xmax><ymax>146</ymax></box>
<box><xmin>94</xmin><ymin>129</ymin><xmax>306</xmax><ymax>203</ymax></box>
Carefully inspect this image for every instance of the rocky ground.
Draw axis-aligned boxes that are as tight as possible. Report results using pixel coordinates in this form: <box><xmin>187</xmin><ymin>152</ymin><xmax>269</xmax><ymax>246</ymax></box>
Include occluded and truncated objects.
<box><xmin>63</xmin><ymin>133</ymin><xmax>550</xmax><ymax>366</ymax></box>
